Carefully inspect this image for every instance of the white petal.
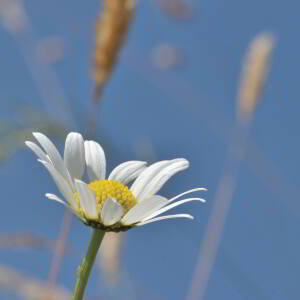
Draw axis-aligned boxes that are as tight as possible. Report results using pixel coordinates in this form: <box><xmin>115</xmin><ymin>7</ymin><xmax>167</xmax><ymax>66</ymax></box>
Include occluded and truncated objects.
<box><xmin>45</xmin><ymin>193</ymin><xmax>68</xmax><ymax>207</ymax></box>
<box><xmin>101</xmin><ymin>198</ymin><xmax>124</xmax><ymax>226</ymax></box>
<box><xmin>25</xmin><ymin>141</ymin><xmax>51</xmax><ymax>163</ymax></box>
<box><xmin>74</xmin><ymin>179</ymin><xmax>98</xmax><ymax>218</ymax></box>
<box><xmin>108</xmin><ymin>161</ymin><xmax>147</xmax><ymax>184</ymax></box>
<box><xmin>167</xmin><ymin>187</ymin><xmax>207</xmax><ymax>203</ymax></box>
<box><xmin>136</xmin><ymin>214</ymin><xmax>194</xmax><ymax>226</ymax></box>
<box><xmin>64</xmin><ymin>132</ymin><xmax>85</xmax><ymax>179</ymax></box>
<box><xmin>33</xmin><ymin>132</ymin><xmax>73</xmax><ymax>187</ymax></box>
<box><xmin>38</xmin><ymin>159</ymin><xmax>73</xmax><ymax>202</ymax></box>
<box><xmin>121</xmin><ymin>195</ymin><xmax>168</xmax><ymax>225</ymax></box>
<box><xmin>84</xmin><ymin>140</ymin><xmax>106</xmax><ymax>181</ymax></box>
<box><xmin>142</xmin><ymin>197</ymin><xmax>205</xmax><ymax>221</ymax></box>
<box><xmin>137</xmin><ymin>158</ymin><xmax>189</xmax><ymax>201</ymax></box>
<box><xmin>130</xmin><ymin>160</ymin><xmax>174</xmax><ymax>199</ymax></box>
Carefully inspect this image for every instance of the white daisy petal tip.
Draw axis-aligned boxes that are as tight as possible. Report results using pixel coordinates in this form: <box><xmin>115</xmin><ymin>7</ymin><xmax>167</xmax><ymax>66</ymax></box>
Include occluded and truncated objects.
<box><xmin>32</xmin><ymin>131</ymin><xmax>39</xmax><ymax>137</ymax></box>
<box><xmin>32</xmin><ymin>132</ymin><xmax>46</xmax><ymax>143</ymax></box>
<box><xmin>136</xmin><ymin>213</ymin><xmax>194</xmax><ymax>226</ymax></box>
<box><xmin>45</xmin><ymin>193</ymin><xmax>68</xmax><ymax>207</ymax></box>
<box><xmin>25</xmin><ymin>141</ymin><xmax>50</xmax><ymax>163</ymax></box>
<box><xmin>171</xmin><ymin>158</ymin><xmax>190</xmax><ymax>169</ymax></box>
<box><xmin>64</xmin><ymin>132</ymin><xmax>85</xmax><ymax>179</ymax></box>
<box><xmin>133</xmin><ymin>158</ymin><xmax>193</xmax><ymax>201</ymax></box>
<box><xmin>142</xmin><ymin>197</ymin><xmax>206</xmax><ymax>221</ymax></box>
<box><xmin>108</xmin><ymin>161</ymin><xmax>148</xmax><ymax>184</ymax></box>
<box><xmin>84</xmin><ymin>140</ymin><xmax>106</xmax><ymax>181</ymax></box>
<box><xmin>130</xmin><ymin>160</ymin><xmax>177</xmax><ymax>199</ymax></box>
<box><xmin>179</xmin><ymin>157</ymin><xmax>189</xmax><ymax>165</ymax></box>
<box><xmin>32</xmin><ymin>131</ymin><xmax>74</xmax><ymax>187</ymax></box>
<box><xmin>168</xmin><ymin>187</ymin><xmax>208</xmax><ymax>204</ymax></box>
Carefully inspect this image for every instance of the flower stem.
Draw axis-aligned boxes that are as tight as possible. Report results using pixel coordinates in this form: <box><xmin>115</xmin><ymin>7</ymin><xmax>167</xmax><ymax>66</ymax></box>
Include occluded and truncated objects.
<box><xmin>72</xmin><ymin>229</ymin><xmax>105</xmax><ymax>300</ymax></box>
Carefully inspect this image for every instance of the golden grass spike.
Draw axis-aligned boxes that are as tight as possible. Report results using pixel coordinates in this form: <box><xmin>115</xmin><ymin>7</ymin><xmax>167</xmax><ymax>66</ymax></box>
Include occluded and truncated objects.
<box><xmin>237</xmin><ymin>32</ymin><xmax>275</xmax><ymax>123</ymax></box>
<box><xmin>92</xmin><ymin>0</ymin><xmax>136</xmax><ymax>101</ymax></box>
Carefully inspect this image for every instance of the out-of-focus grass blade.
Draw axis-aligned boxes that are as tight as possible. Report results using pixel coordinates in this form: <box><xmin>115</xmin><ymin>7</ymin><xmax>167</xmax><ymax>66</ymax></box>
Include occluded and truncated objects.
<box><xmin>0</xmin><ymin>264</ymin><xmax>70</xmax><ymax>300</ymax></box>
<box><xmin>0</xmin><ymin>107</ymin><xmax>68</xmax><ymax>163</ymax></box>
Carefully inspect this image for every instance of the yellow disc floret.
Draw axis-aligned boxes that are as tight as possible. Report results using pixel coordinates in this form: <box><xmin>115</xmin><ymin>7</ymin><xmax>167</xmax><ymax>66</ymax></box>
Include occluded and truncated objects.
<box><xmin>88</xmin><ymin>179</ymin><xmax>137</xmax><ymax>215</ymax></box>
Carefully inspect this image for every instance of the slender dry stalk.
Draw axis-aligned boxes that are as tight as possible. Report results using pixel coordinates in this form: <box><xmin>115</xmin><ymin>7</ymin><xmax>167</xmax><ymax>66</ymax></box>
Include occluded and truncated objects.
<box><xmin>92</xmin><ymin>0</ymin><xmax>136</xmax><ymax>101</ymax></box>
<box><xmin>185</xmin><ymin>32</ymin><xmax>275</xmax><ymax>300</ymax></box>
<box><xmin>46</xmin><ymin>211</ymin><xmax>72</xmax><ymax>299</ymax></box>
<box><xmin>0</xmin><ymin>264</ymin><xmax>70</xmax><ymax>300</ymax></box>
<box><xmin>97</xmin><ymin>232</ymin><xmax>123</xmax><ymax>285</ymax></box>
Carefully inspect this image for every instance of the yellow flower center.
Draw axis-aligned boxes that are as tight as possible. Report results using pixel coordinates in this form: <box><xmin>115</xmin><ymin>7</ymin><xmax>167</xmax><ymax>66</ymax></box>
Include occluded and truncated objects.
<box><xmin>88</xmin><ymin>179</ymin><xmax>137</xmax><ymax>215</ymax></box>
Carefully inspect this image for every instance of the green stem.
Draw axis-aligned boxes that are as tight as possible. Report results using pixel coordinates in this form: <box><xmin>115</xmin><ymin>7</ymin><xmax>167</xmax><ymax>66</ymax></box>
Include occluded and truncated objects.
<box><xmin>72</xmin><ymin>229</ymin><xmax>105</xmax><ymax>300</ymax></box>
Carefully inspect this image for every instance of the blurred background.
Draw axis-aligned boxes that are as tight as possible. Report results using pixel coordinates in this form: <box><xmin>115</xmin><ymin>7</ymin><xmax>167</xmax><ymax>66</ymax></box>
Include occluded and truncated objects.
<box><xmin>0</xmin><ymin>0</ymin><xmax>298</xmax><ymax>299</ymax></box>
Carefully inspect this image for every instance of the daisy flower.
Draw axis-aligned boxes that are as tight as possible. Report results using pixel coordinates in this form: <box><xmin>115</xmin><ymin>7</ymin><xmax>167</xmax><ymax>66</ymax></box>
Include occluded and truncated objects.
<box><xmin>25</xmin><ymin>132</ymin><xmax>206</xmax><ymax>232</ymax></box>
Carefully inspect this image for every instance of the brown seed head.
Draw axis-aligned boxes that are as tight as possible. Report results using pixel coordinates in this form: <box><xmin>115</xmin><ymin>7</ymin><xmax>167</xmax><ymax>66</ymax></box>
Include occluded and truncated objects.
<box><xmin>237</xmin><ymin>32</ymin><xmax>275</xmax><ymax>123</ymax></box>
